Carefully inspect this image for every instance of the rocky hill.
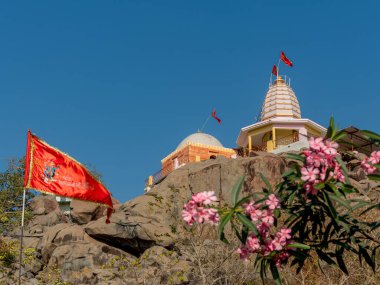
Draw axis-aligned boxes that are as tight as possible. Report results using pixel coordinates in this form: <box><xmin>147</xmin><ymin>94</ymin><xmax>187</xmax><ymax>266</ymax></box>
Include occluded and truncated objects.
<box><xmin>1</xmin><ymin>153</ymin><xmax>379</xmax><ymax>285</ymax></box>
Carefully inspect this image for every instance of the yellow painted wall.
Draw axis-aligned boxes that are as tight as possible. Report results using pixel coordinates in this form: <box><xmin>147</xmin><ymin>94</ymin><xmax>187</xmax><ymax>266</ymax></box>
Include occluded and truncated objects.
<box><xmin>305</xmin><ymin>125</ymin><xmax>323</xmax><ymax>137</ymax></box>
<box><xmin>247</xmin><ymin>125</ymin><xmax>273</xmax><ymax>138</ymax></box>
<box><xmin>276</xmin><ymin>129</ymin><xmax>294</xmax><ymax>139</ymax></box>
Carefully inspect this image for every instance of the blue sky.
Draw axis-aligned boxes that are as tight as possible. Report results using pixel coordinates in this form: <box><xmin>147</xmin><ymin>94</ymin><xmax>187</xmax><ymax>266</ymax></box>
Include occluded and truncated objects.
<box><xmin>0</xmin><ymin>0</ymin><xmax>379</xmax><ymax>202</ymax></box>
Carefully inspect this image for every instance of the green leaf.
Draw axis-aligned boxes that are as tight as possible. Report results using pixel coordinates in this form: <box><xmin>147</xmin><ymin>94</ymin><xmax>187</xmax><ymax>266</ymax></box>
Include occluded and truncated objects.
<box><xmin>286</xmin><ymin>153</ymin><xmax>306</xmax><ymax>163</ymax></box>
<box><xmin>231</xmin><ymin>176</ymin><xmax>245</xmax><ymax>206</ymax></box>
<box><xmin>322</xmin><ymin>191</ymin><xmax>338</xmax><ymax>219</ymax></box>
<box><xmin>331</xmin><ymin>130</ymin><xmax>347</xmax><ymax>141</ymax></box>
<box><xmin>231</xmin><ymin>222</ymin><xmax>243</xmax><ymax>243</ymax></box>
<box><xmin>316</xmin><ymin>250</ymin><xmax>336</xmax><ymax>265</ymax></box>
<box><xmin>234</xmin><ymin>196</ymin><xmax>251</xmax><ymax>208</ymax></box>
<box><xmin>281</xmin><ymin>169</ymin><xmax>296</xmax><ymax>178</ymax></box>
<box><xmin>367</xmin><ymin>174</ymin><xmax>380</xmax><ymax>181</ymax></box>
<box><xmin>274</xmin><ymin>208</ymin><xmax>280</xmax><ymax>219</ymax></box>
<box><xmin>359</xmin><ymin>246</ymin><xmax>375</xmax><ymax>272</ymax></box>
<box><xmin>336</xmin><ymin>156</ymin><xmax>350</xmax><ymax>185</ymax></box>
<box><xmin>361</xmin><ymin>130</ymin><xmax>380</xmax><ymax>141</ymax></box>
<box><xmin>326</xmin><ymin>182</ymin><xmax>342</xmax><ymax>197</ymax></box>
<box><xmin>336</xmin><ymin>250</ymin><xmax>349</xmax><ymax>275</ymax></box>
<box><xmin>259</xmin><ymin>173</ymin><xmax>273</xmax><ymax>192</ymax></box>
<box><xmin>286</xmin><ymin>243</ymin><xmax>311</xmax><ymax>250</ymax></box>
<box><xmin>270</xmin><ymin>261</ymin><xmax>282</xmax><ymax>285</ymax></box>
<box><xmin>219</xmin><ymin>211</ymin><xmax>234</xmax><ymax>244</ymax></box>
<box><xmin>326</xmin><ymin>117</ymin><xmax>335</xmax><ymax>139</ymax></box>
<box><xmin>360</xmin><ymin>203</ymin><xmax>380</xmax><ymax>216</ymax></box>
<box><xmin>348</xmin><ymin>201</ymin><xmax>370</xmax><ymax>213</ymax></box>
<box><xmin>236</xmin><ymin>213</ymin><xmax>260</xmax><ymax>238</ymax></box>
<box><xmin>328</xmin><ymin>194</ymin><xmax>351</xmax><ymax>210</ymax></box>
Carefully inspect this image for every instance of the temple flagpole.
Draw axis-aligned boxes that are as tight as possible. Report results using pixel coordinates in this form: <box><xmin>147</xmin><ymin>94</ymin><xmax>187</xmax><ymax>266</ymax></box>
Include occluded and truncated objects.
<box><xmin>200</xmin><ymin>115</ymin><xmax>211</xmax><ymax>132</ymax></box>
<box><xmin>277</xmin><ymin>57</ymin><xmax>281</xmax><ymax>78</ymax></box>
<box><xmin>18</xmin><ymin>188</ymin><xmax>26</xmax><ymax>285</ymax></box>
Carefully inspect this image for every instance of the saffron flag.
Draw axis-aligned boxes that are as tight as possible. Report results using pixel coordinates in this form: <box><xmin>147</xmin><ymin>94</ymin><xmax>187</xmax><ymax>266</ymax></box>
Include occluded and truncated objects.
<box><xmin>211</xmin><ymin>109</ymin><xmax>222</xmax><ymax>124</ymax></box>
<box><xmin>23</xmin><ymin>130</ymin><xmax>113</xmax><ymax>223</ymax></box>
<box><xmin>272</xmin><ymin>65</ymin><xmax>278</xmax><ymax>76</ymax></box>
<box><xmin>280</xmin><ymin>51</ymin><xmax>293</xmax><ymax>67</ymax></box>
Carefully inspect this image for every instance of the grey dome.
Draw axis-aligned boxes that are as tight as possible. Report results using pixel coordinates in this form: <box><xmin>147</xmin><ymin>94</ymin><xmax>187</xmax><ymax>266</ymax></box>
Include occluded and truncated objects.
<box><xmin>176</xmin><ymin>132</ymin><xmax>224</xmax><ymax>150</ymax></box>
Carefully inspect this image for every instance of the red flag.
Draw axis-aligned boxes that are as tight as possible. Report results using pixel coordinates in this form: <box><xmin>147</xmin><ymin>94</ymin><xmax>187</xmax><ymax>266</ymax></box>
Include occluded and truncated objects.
<box><xmin>211</xmin><ymin>109</ymin><xmax>222</xmax><ymax>124</ymax></box>
<box><xmin>24</xmin><ymin>131</ymin><xmax>113</xmax><ymax>223</ymax></box>
<box><xmin>272</xmin><ymin>65</ymin><xmax>278</xmax><ymax>76</ymax></box>
<box><xmin>280</xmin><ymin>51</ymin><xmax>293</xmax><ymax>67</ymax></box>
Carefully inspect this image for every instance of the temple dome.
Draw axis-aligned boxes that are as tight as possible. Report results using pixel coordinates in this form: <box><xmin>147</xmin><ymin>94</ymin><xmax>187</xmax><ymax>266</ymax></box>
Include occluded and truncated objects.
<box><xmin>260</xmin><ymin>76</ymin><xmax>301</xmax><ymax>121</ymax></box>
<box><xmin>176</xmin><ymin>132</ymin><xmax>224</xmax><ymax>150</ymax></box>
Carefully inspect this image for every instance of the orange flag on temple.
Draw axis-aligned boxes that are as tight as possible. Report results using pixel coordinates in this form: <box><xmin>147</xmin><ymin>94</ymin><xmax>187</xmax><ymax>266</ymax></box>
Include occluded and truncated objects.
<box><xmin>23</xmin><ymin>130</ymin><xmax>113</xmax><ymax>223</ymax></box>
<box><xmin>280</xmin><ymin>51</ymin><xmax>293</xmax><ymax>67</ymax></box>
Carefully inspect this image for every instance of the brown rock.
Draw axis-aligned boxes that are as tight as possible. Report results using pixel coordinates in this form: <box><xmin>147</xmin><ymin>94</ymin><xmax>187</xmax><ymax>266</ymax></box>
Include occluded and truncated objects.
<box><xmin>85</xmin><ymin>156</ymin><xmax>286</xmax><ymax>256</ymax></box>
<box><xmin>30</xmin><ymin>195</ymin><xmax>59</xmax><ymax>215</ymax></box>
<box><xmin>70</xmin><ymin>197</ymin><xmax>121</xmax><ymax>225</ymax></box>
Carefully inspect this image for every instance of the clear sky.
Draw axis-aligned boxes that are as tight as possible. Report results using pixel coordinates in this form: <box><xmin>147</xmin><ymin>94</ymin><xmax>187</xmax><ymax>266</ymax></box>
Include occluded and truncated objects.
<box><xmin>0</xmin><ymin>0</ymin><xmax>379</xmax><ymax>202</ymax></box>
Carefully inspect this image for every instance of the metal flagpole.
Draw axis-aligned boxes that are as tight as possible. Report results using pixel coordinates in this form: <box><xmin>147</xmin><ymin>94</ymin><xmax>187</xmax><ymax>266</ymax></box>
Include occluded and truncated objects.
<box><xmin>277</xmin><ymin>57</ymin><xmax>281</xmax><ymax>78</ymax></box>
<box><xmin>200</xmin><ymin>115</ymin><xmax>211</xmax><ymax>133</ymax></box>
<box><xmin>18</xmin><ymin>188</ymin><xmax>26</xmax><ymax>285</ymax></box>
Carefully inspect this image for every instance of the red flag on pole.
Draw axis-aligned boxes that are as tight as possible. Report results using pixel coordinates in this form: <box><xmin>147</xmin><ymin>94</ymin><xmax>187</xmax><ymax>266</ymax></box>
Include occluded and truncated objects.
<box><xmin>23</xmin><ymin>130</ymin><xmax>113</xmax><ymax>223</ymax></box>
<box><xmin>272</xmin><ymin>65</ymin><xmax>278</xmax><ymax>76</ymax></box>
<box><xmin>280</xmin><ymin>51</ymin><xmax>293</xmax><ymax>67</ymax></box>
<box><xmin>211</xmin><ymin>109</ymin><xmax>222</xmax><ymax>124</ymax></box>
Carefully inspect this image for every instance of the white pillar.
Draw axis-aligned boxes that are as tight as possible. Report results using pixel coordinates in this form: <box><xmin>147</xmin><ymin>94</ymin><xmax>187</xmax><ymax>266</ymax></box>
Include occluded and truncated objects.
<box><xmin>299</xmin><ymin>127</ymin><xmax>308</xmax><ymax>141</ymax></box>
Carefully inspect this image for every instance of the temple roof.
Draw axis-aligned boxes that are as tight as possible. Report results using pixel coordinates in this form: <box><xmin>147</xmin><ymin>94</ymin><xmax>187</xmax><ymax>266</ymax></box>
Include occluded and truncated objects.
<box><xmin>176</xmin><ymin>132</ymin><xmax>224</xmax><ymax>150</ymax></box>
<box><xmin>260</xmin><ymin>76</ymin><xmax>301</xmax><ymax>121</ymax></box>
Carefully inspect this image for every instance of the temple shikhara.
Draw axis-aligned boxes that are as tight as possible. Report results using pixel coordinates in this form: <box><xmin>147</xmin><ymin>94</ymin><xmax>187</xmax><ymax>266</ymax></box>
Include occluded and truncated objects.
<box><xmin>236</xmin><ymin>76</ymin><xmax>326</xmax><ymax>155</ymax></box>
<box><xmin>145</xmin><ymin>70</ymin><xmax>327</xmax><ymax>190</ymax></box>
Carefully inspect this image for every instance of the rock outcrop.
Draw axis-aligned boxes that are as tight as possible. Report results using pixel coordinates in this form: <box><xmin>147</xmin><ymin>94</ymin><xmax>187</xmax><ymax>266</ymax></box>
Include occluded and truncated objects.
<box><xmin>1</xmin><ymin>153</ymin><xmax>378</xmax><ymax>284</ymax></box>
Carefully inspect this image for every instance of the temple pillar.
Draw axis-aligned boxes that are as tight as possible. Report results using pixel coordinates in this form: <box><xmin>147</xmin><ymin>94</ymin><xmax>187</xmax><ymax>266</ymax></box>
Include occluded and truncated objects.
<box><xmin>299</xmin><ymin>127</ymin><xmax>308</xmax><ymax>141</ymax></box>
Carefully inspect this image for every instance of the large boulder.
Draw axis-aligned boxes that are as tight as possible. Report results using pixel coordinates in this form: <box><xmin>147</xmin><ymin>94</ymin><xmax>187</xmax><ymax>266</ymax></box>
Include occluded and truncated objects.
<box><xmin>85</xmin><ymin>155</ymin><xmax>286</xmax><ymax>255</ymax></box>
<box><xmin>35</xmin><ymin>223</ymin><xmax>131</xmax><ymax>283</ymax></box>
<box><xmin>70</xmin><ymin>197</ymin><xmax>121</xmax><ymax>225</ymax></box>
<box><xmin>30</xmin><ymin>195</ymin><xmax>59</xmax><ymax>215</ymax></box>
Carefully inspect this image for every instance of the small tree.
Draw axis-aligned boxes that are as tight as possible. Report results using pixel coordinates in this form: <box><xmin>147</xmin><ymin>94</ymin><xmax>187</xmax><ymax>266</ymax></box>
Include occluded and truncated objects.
<box><xmin>0</xmin><ymin>157</ymin><xmax>35</xmax><ymax>235</ymax></box>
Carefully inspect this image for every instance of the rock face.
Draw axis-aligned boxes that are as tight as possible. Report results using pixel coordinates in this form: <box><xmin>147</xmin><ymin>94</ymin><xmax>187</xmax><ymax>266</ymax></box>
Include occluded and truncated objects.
<box><xmin>70</xmin><ymin>197</ymin><xmax>120</xmax><ymax>225</ymax></box>
<box><xmin>84</xmin><ymin>155</ymin><xmax>286</xmax><ymax>255</ymax></box>
<box><xmin>1</xmin><ymin>153</ymin><xmax>378</xmax><ymax>284</ymax></box>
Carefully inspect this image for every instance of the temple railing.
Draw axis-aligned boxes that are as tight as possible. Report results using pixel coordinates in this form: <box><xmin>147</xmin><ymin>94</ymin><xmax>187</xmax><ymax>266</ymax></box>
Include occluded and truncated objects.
<box><xmin>274</xmin><ymin>133</ymin><xmax>299</xmax><ymax>147</ymax></box>
<box><xmin>236</xmin><ymin>132</ymin><xmax>311</xmax><ymax>157</ymax></box>
<box><xmin>145</xmin><ymin>169</ymin><xmax>166</xmax><ymax>187</ymax></box>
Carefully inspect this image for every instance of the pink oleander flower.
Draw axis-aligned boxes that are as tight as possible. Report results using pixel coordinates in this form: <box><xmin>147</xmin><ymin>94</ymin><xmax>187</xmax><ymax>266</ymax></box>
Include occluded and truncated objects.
<box><xmin>301</xmin><ymin>166</ymin><xmax>320</xmax><ymax>183</ymax></box>
<box><xmin>249</xmin><ymin>208</ymin><xmax>263</xmax><ymax>222</ymax></box>
<box><xmin>182</xmin><ymin>192</ymin><xmax>220</xmax><ymax>226</ymax></box>
<box><xmin>274</xmin><ymin>251</ymin><xmax>290</xmax><ymax>267</ymax></box>
<box><xmin>361</xmin><ymin>157</ymin><xmax>377</xmax><ymax>175</ymax></box>
<box><xmin>304</xmin><ymin>182</ymin><xmax>318</xmax><ymax>195</ymax></box>
<box><xmin>266</xmin><ymin>194</ymin><xmax>281</xmax><ymax>210</ymax></box>
<box><xmin>243</xmin><ymin>202</ymin><xmax>257</xmax><ymax>214</ymax></box>
<box><xmin>261</xmin><ymin>210</ymin><xmax>274</xmax><ymax>225</ymax></box>
<box><xmin>371</xmin><ymin>151</ymin><xmax>380</xmax><ymax>163</ymax></box>
<box><xmin>236</xmin><ymin>246</ymin><xmax>250</xmax><ymax>261</ymax></box>
<box><xmin>323</xmin><ymin>139</ymin><xmax>339</xmax><ymax>156</ymax></box>
<box><xmin>306</xmin><ymin>152</ymin><xmax>326</xmax><ymax>168</ymax></box>
<box><xmin>332</xmin><ymin>164</ymin><xmax>345</xmax><ymax>182</ymax></box>
<box><xmin>257</xmin><ymin>222</ymin><xmax>270</xmax><ymax>239</ymax></box>
<box><xmin>276</xmin><ymin>228</ymin><xmax>292</xmax><ymax>244</ymax></box>
<box><xmin>264</xmin><ymin>239</ymin><xmax>282</xmax><ymax>255</ymax></box>
<box><xmin>192</xmin><ymin>191</ymin><xmax>218</xmax><ymax>205</ymax></box>
<box><xmin>309</xmin><ymin>137</ymin><xmax>325</xmax><ymax>151</ymax></box>
<box><xmin>319</xmin><ymin>164</ymin><xmax>328</xmax><ymax>181</ymax></box>
<box><xmin>246</xmin><ymin>234</ymin><xmax>261</xmax><ymax>252</ymax></box>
